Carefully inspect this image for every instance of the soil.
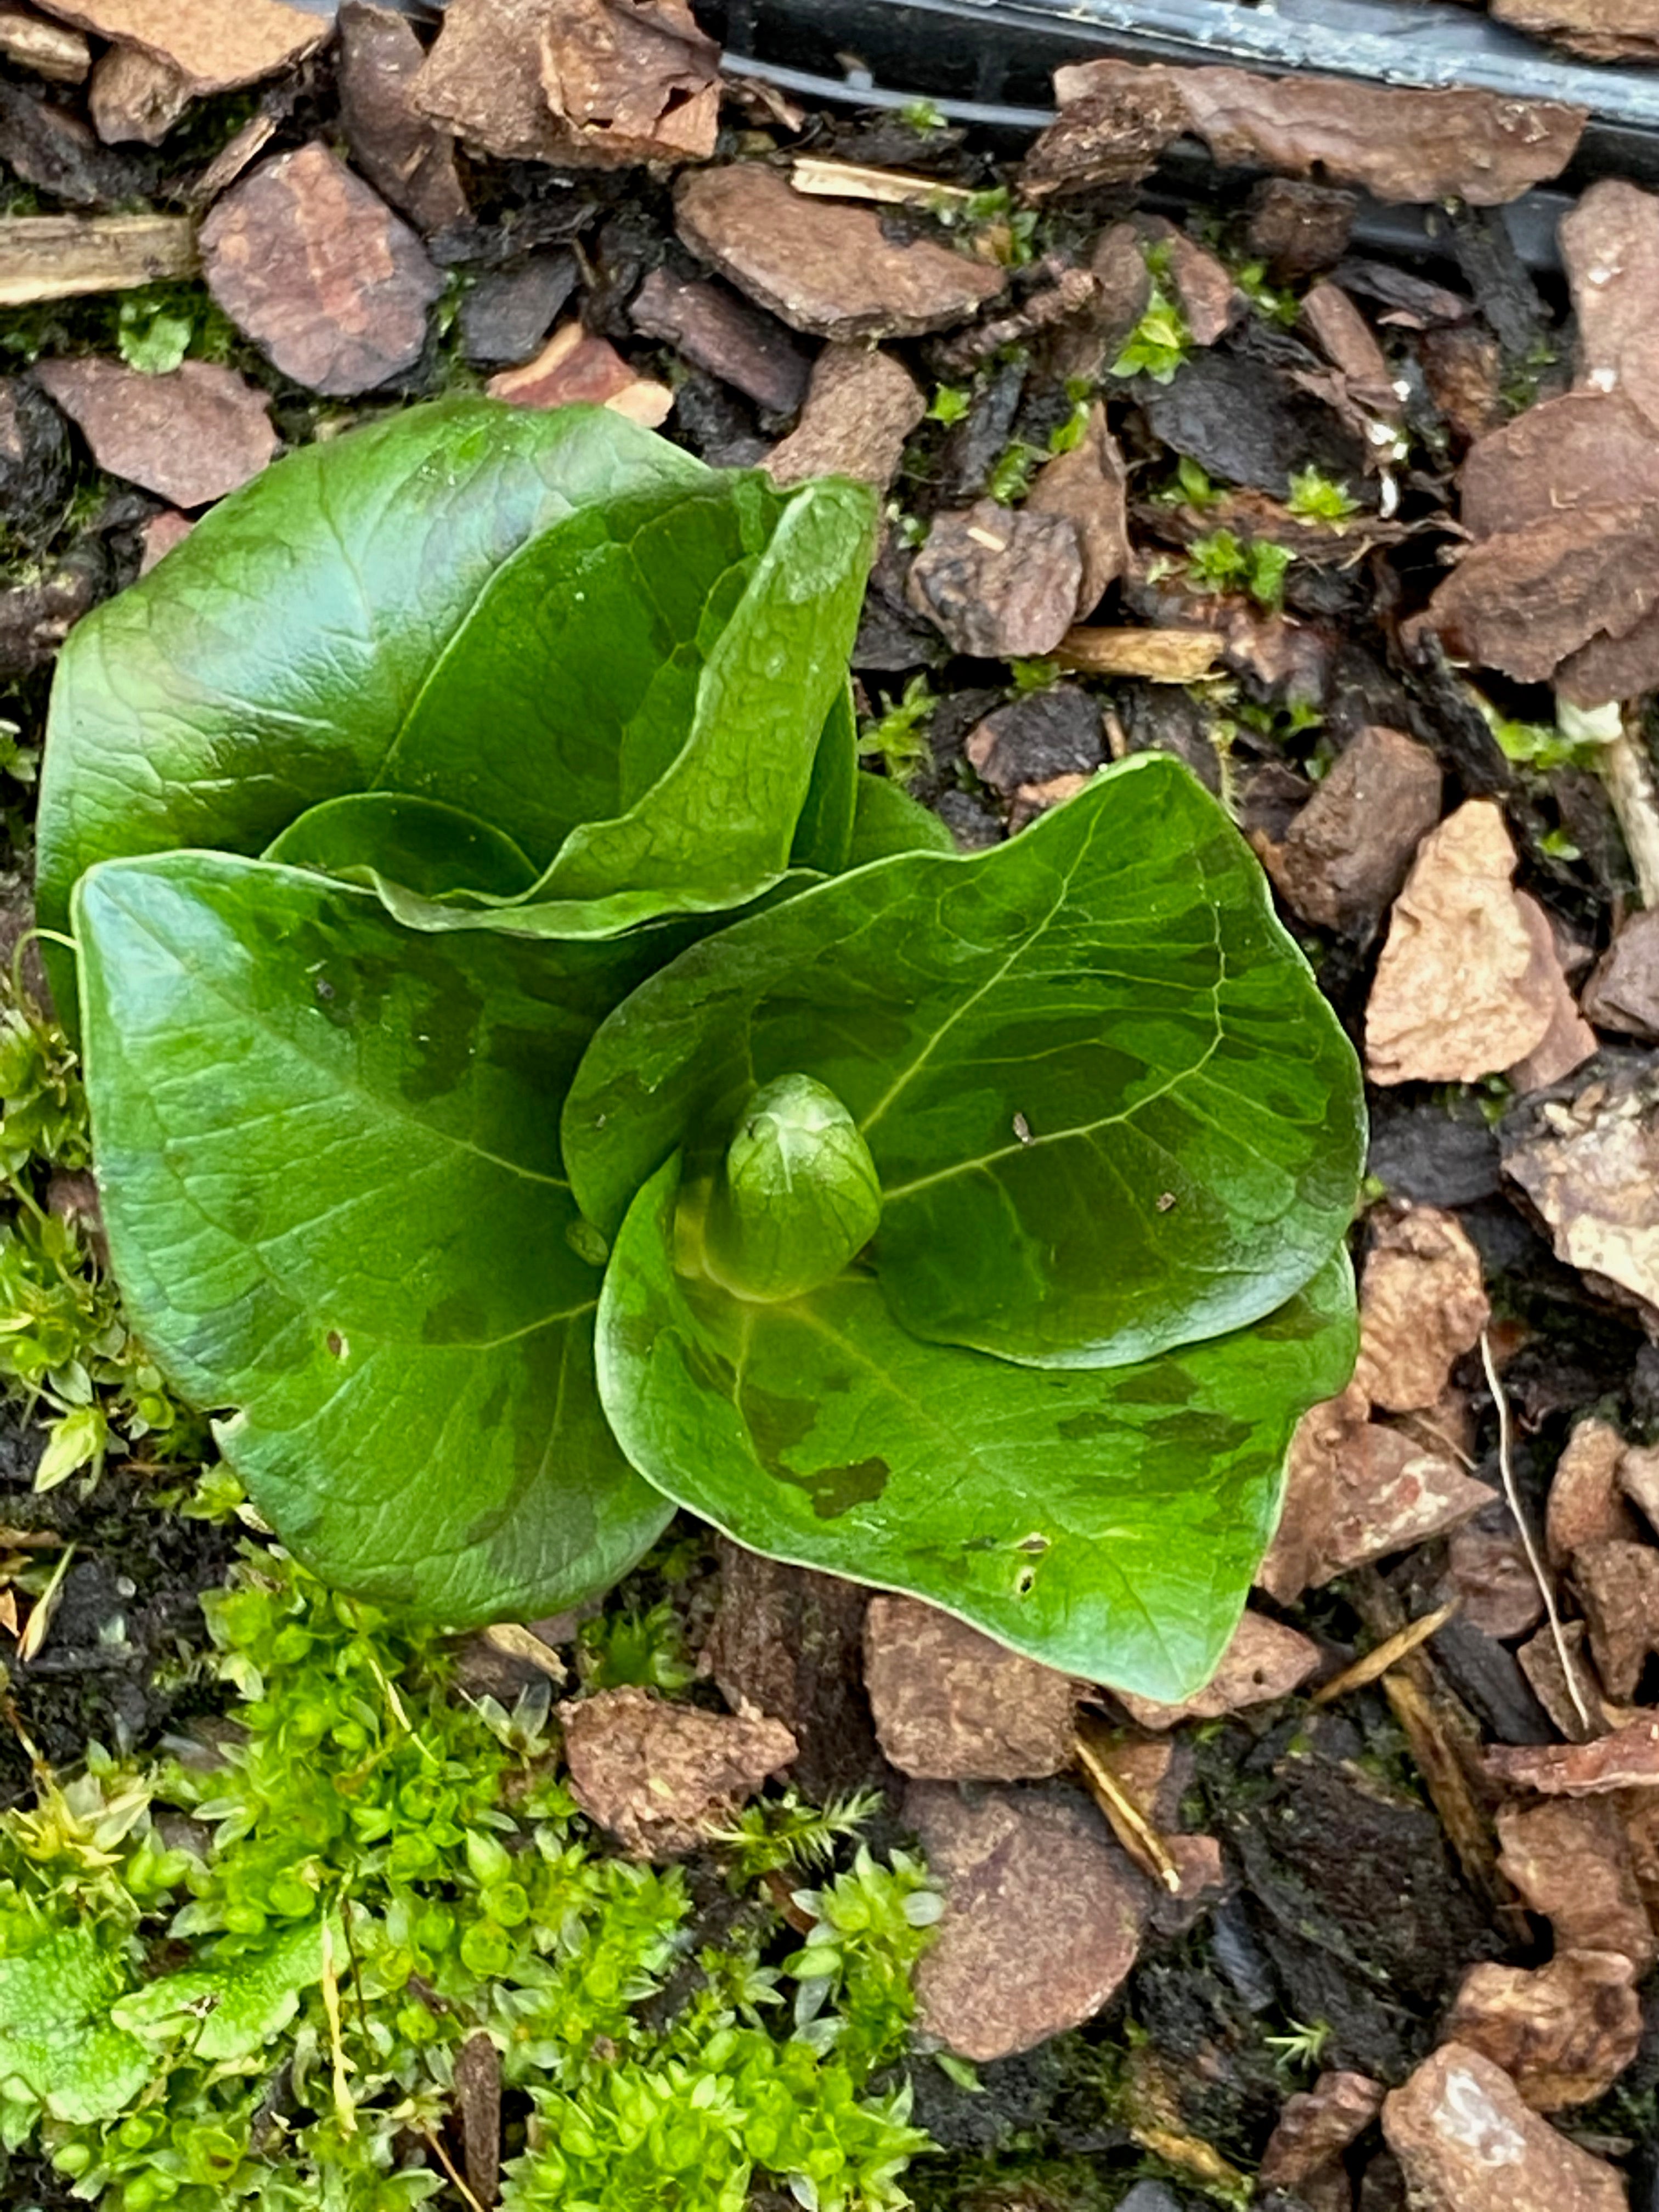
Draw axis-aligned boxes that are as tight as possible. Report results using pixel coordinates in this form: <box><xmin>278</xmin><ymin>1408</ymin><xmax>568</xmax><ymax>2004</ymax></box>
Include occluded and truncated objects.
<box><xmin>9</xmin><ymin>7</ymin><xmax>1659</xmax><ymax>2211</ymax></box>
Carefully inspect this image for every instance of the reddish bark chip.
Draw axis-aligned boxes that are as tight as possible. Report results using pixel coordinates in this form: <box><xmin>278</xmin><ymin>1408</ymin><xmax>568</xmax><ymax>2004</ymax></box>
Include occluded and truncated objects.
<box><xmin>764</xmin><ymin>345</ymin><xmax>923</xmax><ymax>493</ymax></box>
<box><xmin>906</xmin><ymin>1780</ymin><xmax>1150</xmax><ymax>2061</ymax></box>
<box><xmin>1112</xmin><ymin>1611</ymin><xmax>1320</xmax><ymax>1730</ymax></box>
<box><xmin>863</xmin><ymin>1595</ymin><xmax>1078</xmax><ymax>1781</ymax></box>
<box><xmin>337</xmin><ymin>1</ymin><xmax>469</xmax><ymax>234</ymax></box>
<box><xmin>1446</xmin><ymin>1952</ymin><xmax>1641</xmax><ymax>2110</ymax></box>
<box><xmin>201</xmin><ymin>143</ymin><xmax>444</xmax><ymax>397</ymax></box>
<box><xmin>1261</xmin><ymin>724</ymin><xmax>1441</xmax><ymax>936</ymax></box>
<box><xmin>33</xmin><ymin>354</ymin><xmax>275</xmax><ymax>509</ymax></box>
<box><xmin>28</xmin><ymin>0</ymin><xmax>327</xmax><ymax>93</ymax></box>
<box><xmin>1383</xmin><ymin>2042</ymin><xmax>1627</xmax><ymax>2211</ymax></box>
<box><xmin>559</xmin><ymin>1685</ymin><xmax>795</xmax><ymax>1859</ymax></box>
<box><xmin>674</xmin><ymin>165</ymin><xmax>1007</xmax><ymax>341</ymax></box>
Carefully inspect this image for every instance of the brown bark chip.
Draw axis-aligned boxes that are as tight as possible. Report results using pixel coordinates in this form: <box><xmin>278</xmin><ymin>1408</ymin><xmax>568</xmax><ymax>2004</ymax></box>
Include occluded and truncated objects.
<box><xmin>32</xmin><ymin>355</ymin><xmax>276</xmax><ymax>509</ymax></box>
<box><xmin>1504</xmin><ymin>1064</ymin><xmax>1659</xmax><ymax>1340</ymax></box>
<box><xmin>905</xmin><ymin>1780</ymin><xmax>1149</xmax><ymax>2061</ymax></box>
<box><xmin>1024</xmin><ymin>403</ymin><xmax>1129</xmax><ymax>620</ymax></box>
<box><xmin>907</xmin><ymin>501</ymin><xmax>1084</xmax><ymax>660</ymax></box>
<box><xmin>1494</xmin><ymin>0</ymin><xmax>1659</xmax><ymax>59</ymax></box>
<box><xmin>674</xmin><ymin>166</ymin><xmax>1006</xmax><ymax>341</ymax></box>
<box><xmin>862</xmin><ymin>1595</ymin><xmax>1078</xmax><ymax>1782</ymax></box>
<box><xmin>702</xmin><ymin>1543</ymin><xmax>885</xmax><ymax>1802</ymax></box>
<box><xmin>30</xmin><ymin>0</ymin><xmax>327</xmax><ymax>92</ymax></box>
<box><xmin>1574</xmin><ymin>1539</ymin><xmax>1659</xmax><ymax>1701</ymax></box>
<box><xmin>88</xmin><ymin>43</ymin><xmax>189</xmax><ymax>146</ymax></box>
<box><xmin>1446</xmin><ymin>1950</ymin><xmax>1642</xmax><ymax>2109</ymax></box>
<box><xmin>628</xmin><ymin>267</ymin><xmax>810</xmax><ymax>416</ymax></box>
<box><xmin>1499</xmin><ymin>1800</ymin><xmax>1657</xmax><ymax>1969</ymax></box>
<box><xmin>1621</xmin><ymin>1442</ymin><xmax>1659</xmax><ymax>1538</ymax></box>
<box><xmin>1384</xmin><ymin>2043</ymin><xmax>1629</xmax><ymax>2212</ymax></box>
<box><xmin>1562</xmin><ymin>180</ymin><xmax>1659</xmax><ymax>432</ymax></box>
<box><xmin>1111</xmin><ymin>1610</ymin><xmax>1320</xmax><ymax>1730</ymax></box>
<box><xmin>1459</xmin><ymin>393</ymin><xmax>1659</xmax><ymax>541</ymax></box>
<box><xmin>1259</xmin><ymin>1382</ymin><xmax>1491</xmax><ymax>1604</ymax></box>
<box><xmin>200</xmin><ymin>142</ymin><xmax>443</xmax><ymax>397</ymax></box>
<box><xmin>1489</xmin><ymin>1720</ymin><xmax>1659</xmax><ymax>1801</ymax></box>
<box><xmin>1175</xmin><ymin>69</ymin><xmax>1584</xmax><ymax>207</ymax></box>
<box><xmin>413</xmin><ymin>0</ymin><xmax>571</xmax><ymax>163</ymax></box>
<box><xmin>1446</xmin><ymin>1521</ymin><xmax>1545</xmax><ymax>1642</ymax></box>
<box><xmin>540</xmin><ymin>0</ymin><xmax>719</xmax><ymax>167</ymax></box>
<box><xmin>1260</xmin><ymin>2072</ymin><xmax>1385</xmax><ymax>2196</ymax></box>
<box><xmin>558</xmin><ymin>1686</ymin><xmax>796</xmax><ymax>1859</ymax></box>
<box><xmin>1244</xmin><ymin>177</ymin><xmax>1357</xmax><ymax>283</ymax></box>
<box><xmin>337</xmin><ymin>2</ymin><xmax>469</xmax><ymax>234</ymax></box>
<box><xmin>1353</xmin><ymin>1205</ymin><xmax>1488</xmax><ymax>1415</ymax></box>
<box><xmin>1583</xmin><ymin>910</ymin><xmax>1659</xmax><ymax>1041</ymax></box>
<box><xmin>1365</xmin><ymin>801</ymin><xmax>1562</xmax><ymax>1086</ymax></box>
<box><xmin>1547</xmin><ymin>1419</ymin><xmax>1641</xmax><ymax>1570</ymax></box>
<box><xmin>1261</xmin><ymin>724</ymin><xmax>1441</xmax><ymax>936</ymax></box>
<box><xmin>764</xmin><ymin>343</ymin><xmax>923</xmax><ymax>493</ymax></box>
<box><xmin>1019</xmin><ymin>60</ymin><xmax>1187</xmax><ymax>198</ymax></box>
<box><xmin>486</xmin><ymin>322</ymin><xmax>673</xmax><ymax>425</ymax></box>
<box><xmin>1421</xmin><ymin>502</ymin><xmax>1659</xmax><ymax>689</ymax></box>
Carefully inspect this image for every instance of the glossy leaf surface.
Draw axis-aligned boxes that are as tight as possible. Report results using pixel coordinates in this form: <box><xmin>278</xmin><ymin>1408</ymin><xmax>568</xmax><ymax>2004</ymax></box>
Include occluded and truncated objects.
<box><xmin>597</xmin><ymin>1156</ymin><xmax>1357</xmax><ymax>1695</ymax></box>
<box><xmin>39</xmin><ymin>400</ymin><xmax>874</xmax><ymax>964</ymax></box>
<box><xmin>74</xmin><ymin>852</ymin><xmax>672</xmax><ymax>1623</ymax></box>
<box><xmin>568</xmin><ymin>757</ymin><xmax>1365</xmax><ymax>1368</ymax></box>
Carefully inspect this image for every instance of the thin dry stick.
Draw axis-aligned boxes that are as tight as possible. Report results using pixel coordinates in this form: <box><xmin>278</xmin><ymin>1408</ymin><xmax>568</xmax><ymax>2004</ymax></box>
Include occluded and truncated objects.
<box><xmin>418</xmin><ymin>2123</ymin><xmax>488</xmax><ymax>2212</ymax></box>
<box><xmin>1480</xmin><ymin>1328</ymin><xmax>1592</xmax><ymax>1733</ymax></box>
<box><xmin>1073</xmin><ymin>1726</ymin><xmax>1182</xmax><ymax>1894</ymax></box>
<box><xmin>1311</xmin><ymin>1602</ymin><xmax>1456</xmax><ymax>1706</ymax></box>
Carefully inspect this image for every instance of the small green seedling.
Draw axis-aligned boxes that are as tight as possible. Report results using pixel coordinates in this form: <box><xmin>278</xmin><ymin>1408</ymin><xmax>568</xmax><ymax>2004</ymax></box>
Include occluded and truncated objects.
<box><xmin>39</xmin><ymin>400</ymin><xmax>1363</xmax><ymax>1700</ymax></box>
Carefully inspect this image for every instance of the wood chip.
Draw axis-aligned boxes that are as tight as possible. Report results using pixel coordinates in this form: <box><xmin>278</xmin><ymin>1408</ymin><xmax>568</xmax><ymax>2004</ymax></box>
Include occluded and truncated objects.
<box><xmin>29</xmin><ymin>0</ymin><xmax>328</xmax><ymax>95</ymax></box>
<box><xmin>0</xmin><ymin>211</ymin><xmax>195</xmax><ymax>306</ymax></box>
<box><xmin>788</xmin><ymin>156</ymin><xmax>979</xmax><ymax>212</ymax></box>
<box><xmin>1311</xmin><ymin>1604</ymin><xmax>1456</xmax><ymax>1707</ymax></box>
<box><xmin>0</xmin><ymin>3</ymin><xmax>89</xmax><ymax>81</ymax></box>
<box><xmin>1365</xmin><ymin>800</ymin><xmax>1565</xmax><ymax>1085</ymax></box>
<box><xmin>1055</xmin><ymin>626</ymin><xmax>1223</xmax><ymax>681</ymax></box>
<box><xmin>1487</xmin><ymin>1718</ymin><xmax>1659</xmax><ymax>1795</ymax></box>
<box><xmin>540</xmin><ymin>0</ymin><xmax>719</xmax><ymax>167</ymax></box>
<box><xmin>1355</xmin><ymin>1204</ymin><xmax>1489</xmax><ymax>1415</ymax></box>
<box><xmin>486</xmin><ymin>320</ymin><xmax>673</xmax><ymax>426</ymax></box>
<box><xmin>1112</xmin><ymin>1610</ymin><xmax>1321</xmax><ymax>1729</ymax></box>
<box><xmin>1547</xmin><ymin>1418</ymin><xmax>1640</xmax><ymax>1569</ymax></box>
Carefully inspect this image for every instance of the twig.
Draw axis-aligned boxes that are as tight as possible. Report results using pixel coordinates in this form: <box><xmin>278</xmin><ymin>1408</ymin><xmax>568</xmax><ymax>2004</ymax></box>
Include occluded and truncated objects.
<box><xmin>1601</xmin><ymin>719</ymin><xmax>1659</xmax><ymax>910</ymax></box>
<box><xmin>1480</xmin><ymin>1328</ymin><xmax>1592</xmax><ymax>1733</ymax></box>
<box><xmin>1311</xmin><ymin>1602</ymin><xmax>1456</xmax><ymax>1705</ymax></box>
<box><xmin>419</xmin><ymin>2123</ymin><xmax>488</xmax><ymax>2212</ymax></box>
<box><xmin>1074</xmin><ymin>1722</ymin><xmax>1182</xmax><ymax>1894</ymax></box>
<box><xmin>320</xmin><ymin>1919</ymin><xmax>357</xmax><ymax>2137</ymax></box>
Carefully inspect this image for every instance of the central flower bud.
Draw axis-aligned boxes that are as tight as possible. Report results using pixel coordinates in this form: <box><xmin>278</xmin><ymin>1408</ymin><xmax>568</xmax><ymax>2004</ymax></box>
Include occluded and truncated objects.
<box><xmin>702</xmin><ymin>1073</ymin><xmax>882</xmax><ymax>1304</ymax></box>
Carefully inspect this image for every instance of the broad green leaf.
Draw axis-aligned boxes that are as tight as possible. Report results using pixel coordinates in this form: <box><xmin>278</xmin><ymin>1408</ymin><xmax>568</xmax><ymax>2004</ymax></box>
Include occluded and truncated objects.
<box><xmin>38</xmin><ymin>399</ymin><xmax>707</xmax><ymax>947</ymax></box>
<box><xmin>113</xmin><ymin>1916</ymin><xmax>329</xmax><ymax>2061</ymax></box>
<box><xmin>846</xmin><ymin>774</ymin><xmax>956</xmax><ymax>865</ymax></box>
<box><xmin>266</xmin><ymin>794</ymin><xmax>538</xmax><ymax>899</ymax></box>
<box><xmin>598</xmin><ymin>1156</ymin><xmax>1357</xmax><ymax>1696</ymax></box>
<box><xmin>567</xmin><ymin>756</ymin><xmax>1366</xmax><ymax>1369</ymax></box>
<box><xmin>363</xmin><ymin>477</ymin><xmax>876</xmax><ymax>935</ymax></box>
<box><xmin>73</xmin><ymin>851</ymin><xmax>672</xmax><ymax>1623</ymax></box>
<box><xmin>0</xmin><ymin>1926</ymin><xmax>150</xmax><ymax>2122</ymax></box>
<box><xmin>790</xmin><ymin>685</ymin><xmax>859</xmax><ymax>877</ymax></box>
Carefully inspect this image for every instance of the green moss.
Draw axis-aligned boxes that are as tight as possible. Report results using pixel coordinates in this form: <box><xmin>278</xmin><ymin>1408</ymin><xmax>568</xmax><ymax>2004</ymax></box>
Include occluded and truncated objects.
<box><xmin>0</xmin><ymin>1545</ymin><xmax>939</xmax><ymax>2208</ymax></box>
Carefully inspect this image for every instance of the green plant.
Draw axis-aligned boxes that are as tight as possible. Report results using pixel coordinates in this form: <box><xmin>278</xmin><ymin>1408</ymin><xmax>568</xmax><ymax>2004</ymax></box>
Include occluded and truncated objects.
<box><xmin>0</xmin><ymin>1547</ymin><xmax>934</xmax><ymax>2209</ymax></box>
<box><xmin>40</xmin><ymin>398</ymin><xmax>1363</xmax><ymax>1699</ymax></box>
<box><xmin>1284</xmin><ymin>467</ymin><xmax>1361</xmax><ymax>524</ymax></box>
<box><xmin>986</xmin><ymin>441</ymin><xmax>1039</xmax><ymax>505</ymax></box>
<box><xmin>1156</xmin><ymin>456</ymin><xmax>1223</xmax><ymax>511</ymax></box>
<box><xmin>1110</xmin><ymin>249</ymin><xmax>1190</xmax><ymax>385</ymax></box>
<box><xmin>857</xmin><ymin>675</ymin><xmax>938</xmax><ymax>788</ymax></box>
<box><xmin>926</xmin><ymin>385</ymin><xmax>971</xmax><ymax>426</ymax></box>
<box><xmin>0</xmin><ymin>984</ymin><xmax>204</xmax><ymax>1487</ymax></box>
<box><xmin>116</xmin><ymin>298</ymin><xmax>193</xmax><ymax>377</ymax></box>
<box><xmin>1186</xmin><ymin>529</ymin><xmax>1295</xmax><ymax>612</ymax></box>
<box><xmin>1232</xmin><ymin>260</ymin><xmax>1299</xmax><ymax>328</ymax></box>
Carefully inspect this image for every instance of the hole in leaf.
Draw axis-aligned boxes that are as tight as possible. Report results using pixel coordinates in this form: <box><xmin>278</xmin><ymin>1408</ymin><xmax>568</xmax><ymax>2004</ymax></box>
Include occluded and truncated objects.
<box><xmin>1016</xmin><ymin>1533</ymin><xmax>1049</xmax><ymax>1554</ymax></box>
<box><xmin>326</xmin><ymin>1330</ymin><xmax>347</xmax><ymax>1358</ymax></box>
<box><xmin>1015</xmin><ymin>1567</ymin><xmax>1037</xmax><ymax>1596</ymax></box>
